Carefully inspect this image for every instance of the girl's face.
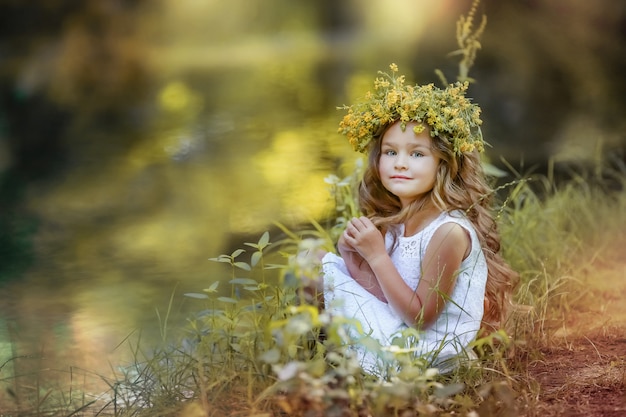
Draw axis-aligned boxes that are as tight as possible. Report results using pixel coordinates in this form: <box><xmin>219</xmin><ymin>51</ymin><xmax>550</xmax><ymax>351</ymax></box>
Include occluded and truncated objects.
<box><xmin>378</xmin><ymin>121</ymin><xmax>440</xmax><ymax>208</ymax></box>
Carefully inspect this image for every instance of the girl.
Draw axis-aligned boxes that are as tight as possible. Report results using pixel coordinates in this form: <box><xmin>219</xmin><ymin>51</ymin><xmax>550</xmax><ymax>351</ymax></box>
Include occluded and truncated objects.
<box><xmin>320</xmin><ymin>64</ymin><xmax>518</xmax><ymax>373</ymax></box>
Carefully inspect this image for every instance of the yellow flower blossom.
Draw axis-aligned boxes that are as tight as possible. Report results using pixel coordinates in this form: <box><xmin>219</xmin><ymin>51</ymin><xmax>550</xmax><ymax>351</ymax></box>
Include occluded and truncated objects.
<box><xmin>338</xmin><ymin>64</ymin><xmax>485</xmax><ymax>154</ymax></box>
<box><xmin>459</xmin><ymin>142</ymin><xmax>475</xmax><ymax>153</ymax></box>
<box><xmin>413</xmin><ymin>124</ymin><xmax>425</xmax><ymax>134</ymax></box>
<box><xmin>386</xmin><ymin>91</ymin><xmax>399</xmax><ymax>106</ymax></box>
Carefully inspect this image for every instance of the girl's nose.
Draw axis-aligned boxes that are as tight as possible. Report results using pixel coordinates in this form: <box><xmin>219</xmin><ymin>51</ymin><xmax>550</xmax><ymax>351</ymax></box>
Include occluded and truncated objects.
<box><xmin>394</xmin><ymin>153</ymin><xmax>408</xmax><ymax>169</ymax></box>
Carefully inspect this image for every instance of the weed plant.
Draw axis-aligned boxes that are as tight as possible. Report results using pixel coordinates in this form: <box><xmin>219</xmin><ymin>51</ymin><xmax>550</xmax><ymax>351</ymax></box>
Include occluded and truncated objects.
<box><xmin>2</xmin><ymin>155</ymin><xmax>624</xmax><ymax>416</ymax></box>
<box><xmin>500</xmin><ymin>154</ymin><xmax>626</xmax><ymax>347</ymax></box>
<box><xmin>98</xmin><ymin>152</ymin><xmax>625</xmax><ymax>417</ymax></box>
<box><xmin>496</xmin><ymin>154</ymin><xmax>626</xmax><ymax>413</ymax></box>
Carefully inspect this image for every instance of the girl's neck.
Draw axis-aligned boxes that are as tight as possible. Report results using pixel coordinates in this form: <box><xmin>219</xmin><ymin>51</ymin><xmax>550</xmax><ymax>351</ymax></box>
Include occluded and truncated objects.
<box><xmin>402</xmin><ymin>203</ymin><xmax>442</xmax><ymax>237</ymax></box>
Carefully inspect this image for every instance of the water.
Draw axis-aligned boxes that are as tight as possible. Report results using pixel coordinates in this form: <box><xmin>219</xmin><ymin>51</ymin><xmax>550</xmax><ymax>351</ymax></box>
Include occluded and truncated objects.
<box><xmin>0</xmin><ymin>91</ymin><xmax>353</xmax><ymax>409</ymax></box>
<box><xmin>0</xmin><ymin>8</ymin><xmax>364</xmax><ymax>401</ymax></box>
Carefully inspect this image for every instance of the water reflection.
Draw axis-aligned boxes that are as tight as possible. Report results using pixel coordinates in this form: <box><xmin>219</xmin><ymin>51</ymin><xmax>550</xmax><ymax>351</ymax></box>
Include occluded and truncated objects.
<box><xmin>0</xmin><ymin>110</ymin><xmax>355</xmax><ymax>407</ymax></box>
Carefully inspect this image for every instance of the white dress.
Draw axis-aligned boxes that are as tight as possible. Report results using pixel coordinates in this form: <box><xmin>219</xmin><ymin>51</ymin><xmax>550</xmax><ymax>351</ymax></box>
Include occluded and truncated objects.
<box><xmin>322</xmin><ymin>210</ymin><xmax>488</xmax><ymax>374</ymax></box>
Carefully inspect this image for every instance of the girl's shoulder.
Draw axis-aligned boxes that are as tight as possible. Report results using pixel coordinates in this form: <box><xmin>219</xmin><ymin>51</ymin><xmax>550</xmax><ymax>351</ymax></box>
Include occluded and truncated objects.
<box><xmin>435</xmin><ymin>209</ymin><xmax>473</xmax><ymax>229</ymax></box>
<box><xmin>405</xmin><ymin>210</ymin><xmax>475</xmax><ymax>240</ymax></box>
<box><xmin>390</xmin><ymin>210</ymin><xmax>474</xmax><ymax>244</ymax></box>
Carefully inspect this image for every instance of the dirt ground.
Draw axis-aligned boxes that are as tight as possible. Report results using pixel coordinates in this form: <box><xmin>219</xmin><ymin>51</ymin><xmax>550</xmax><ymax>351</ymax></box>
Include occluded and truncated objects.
<box><xmin>525</xmin><ymin>264</ymin><xmax>626</xmax><ymax>417</ymax></box>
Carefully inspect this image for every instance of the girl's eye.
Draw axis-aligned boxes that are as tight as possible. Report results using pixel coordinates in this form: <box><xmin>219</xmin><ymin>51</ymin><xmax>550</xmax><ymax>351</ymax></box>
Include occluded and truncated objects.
<box><xmin>384</xmin><ymin>149</ymin><xmax>397</xmax><ymax>156</ymax></box>
<box><xmin>411</xmin><ymin>151</ymin><xmax>424</xmax><ymax>157</ymax></box>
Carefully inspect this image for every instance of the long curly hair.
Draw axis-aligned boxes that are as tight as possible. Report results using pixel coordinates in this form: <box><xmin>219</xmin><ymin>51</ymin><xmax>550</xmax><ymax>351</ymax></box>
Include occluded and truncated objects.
<box><xmin>359</xmin><ymin>123</ymin><xmax>518</xmax><ymax>331</ymax></box>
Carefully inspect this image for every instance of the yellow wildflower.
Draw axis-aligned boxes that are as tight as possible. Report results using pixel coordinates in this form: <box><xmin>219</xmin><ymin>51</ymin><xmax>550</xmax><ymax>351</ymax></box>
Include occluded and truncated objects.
<box><xmin>459</xmin><ymin>142</ymin><xmax>475</xmax><ymax>153</ymax></box>
<box><xmin>338</xmin><ymin>64</ymin><xmax>485</xmax><ymax>154</ymax></box>
<box><xmin>413</xmin><ymin>124</ymin><xmax>425</xmax><ymax>134</ymax></box>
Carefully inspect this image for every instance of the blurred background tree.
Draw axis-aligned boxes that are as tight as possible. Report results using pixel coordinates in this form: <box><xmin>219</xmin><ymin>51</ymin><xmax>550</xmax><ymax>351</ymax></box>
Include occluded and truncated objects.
<box><xmin>0</xmin><ymin>1</ymin><xmax>154</xmax><ymax>282</ymax></box>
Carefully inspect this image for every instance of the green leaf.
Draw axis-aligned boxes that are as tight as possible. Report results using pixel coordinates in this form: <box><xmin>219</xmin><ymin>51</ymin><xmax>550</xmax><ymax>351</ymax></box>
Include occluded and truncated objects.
<box><xmin>196</xmin><ymin>308</ymin><xmax>223</xmax><ymax>317</ymax></box>
<box><xmin>184</xmin><ymin>293</ymin><xmax>209</xmax><ymax>299</ymax></box>
<box><xmin>233</xmin><ymin>261</ymin><xmax>251</xmax><ymax>271</ymax></box>
<box><xmin>231</xmin><ymin>248</ymin><xmax>246</xmax><ymax>258</ymax></box>
<box><xmin>204</xmin><ymin>281</ymin><xmax>219</xmax><ymax>293</ymax></box>
<box><xmin>229</xmin><ymin>278</ymin><xmax>257</xmax><ymax>285</ymax></box>
<box><xmin>359</xmin><ymin>336</ymin><xmax>381</xmax><ymax>352</ymax></box>
<box><xmin>208</xmin><ymin>255</ymin><xmax>232</xmax><ymax>263</ymax></box>
<box><xmin>287</xmin><ymin>345</ymin><xmax>298</xmax><ymax>358</ymax></box>
<box><xmin>218</xmin><ymin>314</ymin><xmax>235</xmax><ymax>324</ymax></box>
<box><xmin>251</xmin><ymin>251</ymin><xmax>262</xmax><ymax>267</ymax></box>
<box><xmin>217</xmin><ymin>296</ymin><xmax>238</xmax><ymax>304</ymax></box>
<box><xmin>258</xmin><ymin>231</ymin><xmax>270</xmax><ymax>248</ymax></box>
<box><xmin>264</xmin><ymin>264</ymin><xmax>285</xmax><ymax>270</ymax></box>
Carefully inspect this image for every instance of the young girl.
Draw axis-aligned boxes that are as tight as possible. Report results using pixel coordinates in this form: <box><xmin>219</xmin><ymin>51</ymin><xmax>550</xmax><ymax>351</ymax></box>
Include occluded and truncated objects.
<box><xmin>320</xmin><ymin>64</ymin><xmax>518</xmax><ymax>373</ymax></box>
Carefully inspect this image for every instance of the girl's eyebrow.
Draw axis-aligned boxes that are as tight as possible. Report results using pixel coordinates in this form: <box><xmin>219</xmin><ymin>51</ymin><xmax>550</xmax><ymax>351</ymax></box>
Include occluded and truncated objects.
<box><xmin>381</xmin><ymin>140</ymin><xmax>431</xmax><ymax>150</ymax></box>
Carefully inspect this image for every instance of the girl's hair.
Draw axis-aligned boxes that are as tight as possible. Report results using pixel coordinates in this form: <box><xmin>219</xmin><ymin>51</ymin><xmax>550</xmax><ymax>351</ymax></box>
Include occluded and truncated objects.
<box><xmin>359</xmin><ymin>123</ymin><xmax>518</xmax><ymax>330</ymax></box>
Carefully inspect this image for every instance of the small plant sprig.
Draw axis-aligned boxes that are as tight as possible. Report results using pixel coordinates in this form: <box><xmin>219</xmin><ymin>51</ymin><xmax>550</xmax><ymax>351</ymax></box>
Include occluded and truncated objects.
<box><xmin>454</xmin><ymin>0</ymin><xmax>487</xmax><ymax>84</ymax></box>
<box><xmin>324</xmin><ymin>159</ymin><xmax>364</xmax><ymax>242</ymax></box>
<box><xmin>436</xmin><ymin>0</ymin><xmax>487</xmax><ymax>86</ymax></box>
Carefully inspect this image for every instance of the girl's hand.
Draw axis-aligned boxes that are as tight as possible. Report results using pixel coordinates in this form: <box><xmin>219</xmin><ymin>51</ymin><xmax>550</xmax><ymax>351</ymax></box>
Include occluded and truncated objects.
<box><xmin>337</xmin><ymin>229</ymin><xmax>356</xmax><ymax>254</ymax></box>
<box><xmin>343</xmin><ymin>216</ymin><xmax>386</xmax><ymax>264</ymax></box>
<box><xmin>338</xmin><ymin>217</ymin><xmax>388</xmax><ymax>302</ymax></box>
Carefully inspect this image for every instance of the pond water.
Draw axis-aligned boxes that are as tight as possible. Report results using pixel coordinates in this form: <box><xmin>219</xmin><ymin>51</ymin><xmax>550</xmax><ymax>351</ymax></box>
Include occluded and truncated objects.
<box><xmin>0</xmin><ymin>52</ymin><xmax>364</xmax><ymax>408</ymax></box>
<box><xmin>0</xmin><ymin>102</ymin><xmax>353</xmax><ymax>407</ymax></box>
<box><xmin>0</xmin><ymin>11</ymin><xmax>367</xmax><ymax>409</ymax></box>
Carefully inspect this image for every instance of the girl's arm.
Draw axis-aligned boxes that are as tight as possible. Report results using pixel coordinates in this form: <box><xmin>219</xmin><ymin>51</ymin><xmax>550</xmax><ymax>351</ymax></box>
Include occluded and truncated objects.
<box><xmin>345</xmin><ymin>217</ymin><xmax>469</xmax><ymax>327</ymax></box>
<box><xmin>337</xmin><ymin>232</ymin><xmax>387</xmax><ymax>302</ymax></box>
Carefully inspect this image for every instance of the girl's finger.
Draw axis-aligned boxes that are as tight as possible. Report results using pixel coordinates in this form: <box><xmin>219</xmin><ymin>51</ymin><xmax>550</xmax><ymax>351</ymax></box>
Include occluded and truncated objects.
<box><xmin>359</xmin><ymin>216</ymin><xmax>374</xmax><ymax>229</ymax></box>
<box><xmin>351</xmin><ymin>217</ymin><xmax>366</xmax><ymax>231</ymax></box>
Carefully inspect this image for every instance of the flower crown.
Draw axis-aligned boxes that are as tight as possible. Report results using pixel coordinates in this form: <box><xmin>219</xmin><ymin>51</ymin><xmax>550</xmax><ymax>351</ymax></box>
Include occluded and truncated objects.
<box><xmin>338</xmin><ymin>64</ymin><xmax>485</xmax><ymax>155</ymax></box>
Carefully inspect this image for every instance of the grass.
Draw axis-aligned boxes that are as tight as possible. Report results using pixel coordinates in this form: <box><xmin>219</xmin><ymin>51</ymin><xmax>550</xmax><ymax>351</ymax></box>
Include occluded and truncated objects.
<box><xmin>496</xmin><ymin>155</ymin><xmax>626</xmax><ymax>416</ymax></box>
<box><xmin>1</xmin><ymin>154</ymin><xmax>624</xmax><ymax>416</ymax></box>
<box><xmin>501</xmin><ymin>157</ymin><xmax>626</xmax><ymax>343</ymax></box>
